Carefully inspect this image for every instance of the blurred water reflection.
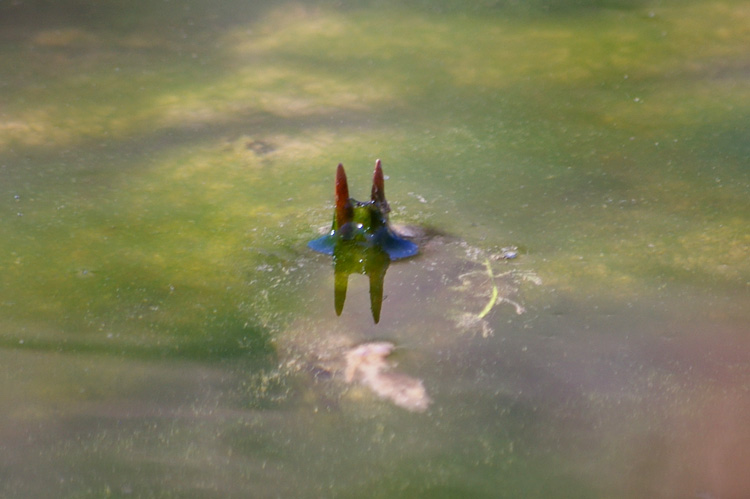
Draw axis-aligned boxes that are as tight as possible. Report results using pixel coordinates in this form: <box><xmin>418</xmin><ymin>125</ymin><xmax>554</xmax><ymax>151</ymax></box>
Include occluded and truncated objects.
<box><xmin>1</xmin><ymin>0</ymin><xmax>748</xmax><ymax>497</ymax></box>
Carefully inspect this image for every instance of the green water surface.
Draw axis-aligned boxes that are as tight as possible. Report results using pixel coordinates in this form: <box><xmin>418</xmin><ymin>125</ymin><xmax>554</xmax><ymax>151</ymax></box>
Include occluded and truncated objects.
<box><xmin>1</xmin><ymin>0</ymin><xmax>748</xmax><ymax>497</ymax></box>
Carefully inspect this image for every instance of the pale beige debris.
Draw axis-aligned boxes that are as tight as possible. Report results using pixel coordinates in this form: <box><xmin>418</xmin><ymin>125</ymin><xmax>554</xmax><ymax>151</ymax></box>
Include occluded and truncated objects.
<box><xmin>344</xmin><ymin>342</ymin><xmax>431</xmax><ymax>413</ymax></box>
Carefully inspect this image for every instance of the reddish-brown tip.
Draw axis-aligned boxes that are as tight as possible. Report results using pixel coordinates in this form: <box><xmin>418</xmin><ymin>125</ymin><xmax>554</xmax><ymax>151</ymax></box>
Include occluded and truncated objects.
<box><xmin>371</xmin><ymin>159</ymin><xmax>390</xmax><ymax>214</ymax></box>
<box><xmin>335</xmin><ymin>163</ymin><xmax>353</xmax><ymax>228</ymax></box>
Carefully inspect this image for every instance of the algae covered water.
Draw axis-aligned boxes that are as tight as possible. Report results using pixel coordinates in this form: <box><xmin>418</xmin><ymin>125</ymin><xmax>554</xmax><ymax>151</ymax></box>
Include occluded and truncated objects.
<box><xmin>1</xmin><ymin>0</ymin><xmax>748</xmax><ymax>497</ymax></box>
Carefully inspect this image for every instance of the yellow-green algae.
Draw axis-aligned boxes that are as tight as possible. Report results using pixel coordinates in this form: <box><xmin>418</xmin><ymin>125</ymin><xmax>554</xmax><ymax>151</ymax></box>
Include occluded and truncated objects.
<box><xmin>1</xmin><ymin>1</ymin><xmax>749</xmax><ymax>497</ymax></box>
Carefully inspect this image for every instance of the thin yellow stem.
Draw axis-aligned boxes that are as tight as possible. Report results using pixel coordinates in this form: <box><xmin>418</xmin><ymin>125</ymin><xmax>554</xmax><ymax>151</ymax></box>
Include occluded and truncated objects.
<box><xmin>476</xmin><ymin>258</ymin><xmax>498</xmax><ymax>319</ymax></box>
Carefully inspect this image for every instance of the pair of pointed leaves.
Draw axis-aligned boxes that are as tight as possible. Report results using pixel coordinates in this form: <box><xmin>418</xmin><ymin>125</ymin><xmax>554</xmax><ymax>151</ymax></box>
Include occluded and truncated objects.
<box><xmin>308</xmin><ymin>160</ymin><xmax>418</xmax><ymax>260</ymax></box>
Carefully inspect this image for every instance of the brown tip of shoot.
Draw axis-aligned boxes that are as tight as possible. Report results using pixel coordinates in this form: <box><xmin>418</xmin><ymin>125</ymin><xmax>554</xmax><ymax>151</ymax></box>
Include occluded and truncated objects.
<box><xmin>371</xmin><ymin>159</ymin><xmax>390</xmax><ymax>214</ymax></box>
<box><xmin>335</xmin><ymin>163</ymin><xmax>353</xmax><ymax>228</ymax></box>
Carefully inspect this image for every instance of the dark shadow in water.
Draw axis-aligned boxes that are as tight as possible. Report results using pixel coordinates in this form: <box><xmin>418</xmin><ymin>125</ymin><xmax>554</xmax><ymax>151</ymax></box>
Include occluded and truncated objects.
<box><xmin>0</xmin><ymin>0</ymin><xmax>273</xmax><ymax>31</ymax></box>
<box><xmin>0</xmin><ymin>314</ymin><xmax>275</xmax><ymax>363</ymax></box>
<box><xmin>332</xmin><ymin>0</ymin><xmax>650</xmax><ymax>17</ymax></box>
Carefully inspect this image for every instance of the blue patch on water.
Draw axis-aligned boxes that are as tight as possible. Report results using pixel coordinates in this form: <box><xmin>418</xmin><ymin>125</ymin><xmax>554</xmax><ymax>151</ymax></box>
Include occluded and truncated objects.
<box><xmin>308</xmin><ymin>229</ymin><xmax>418</xmax><ymax>260</ymax></box>
<box><xmin>307</xmin><ymin>234</ymin><xmax>336</xmax><ymax>255</ymax></box>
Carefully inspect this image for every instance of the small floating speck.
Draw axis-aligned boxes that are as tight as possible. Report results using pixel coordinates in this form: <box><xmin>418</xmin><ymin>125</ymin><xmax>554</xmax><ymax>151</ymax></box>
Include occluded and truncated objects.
<box><xmin>501</xmin><ymin>248</ymin><xmax>518</xmax><ymax>260</ymax></box>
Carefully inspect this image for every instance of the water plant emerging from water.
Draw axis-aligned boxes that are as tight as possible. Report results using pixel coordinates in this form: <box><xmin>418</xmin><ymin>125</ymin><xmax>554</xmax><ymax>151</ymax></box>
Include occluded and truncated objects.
<box><xmin>1</xmin><ymin>1</ymin><xmax>748</xmax><ymax>496</ymax></box>
<box><xmin>308</xmin><ymin>160</ymin><xmax>418</xmax><ymax>322</ymax></box>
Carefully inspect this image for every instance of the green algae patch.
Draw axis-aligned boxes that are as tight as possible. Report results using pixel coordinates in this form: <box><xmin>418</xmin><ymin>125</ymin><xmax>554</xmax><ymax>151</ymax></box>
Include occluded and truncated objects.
<box><xmin>0</xmin><ymin>2</ymin><xmax>749</xmax><ymax>497</ymax></box>
<box><xmin>2</xmin><ymin>0</ymin><xmax>749</xmax><ymax>354</ymax></box>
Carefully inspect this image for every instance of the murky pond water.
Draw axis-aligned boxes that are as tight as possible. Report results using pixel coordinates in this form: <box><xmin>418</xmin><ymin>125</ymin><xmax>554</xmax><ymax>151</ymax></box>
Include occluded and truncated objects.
<box><xmin>1</xmin><ymin>0</ymin><xmax>748</xmax><ymax>497</ymax></box>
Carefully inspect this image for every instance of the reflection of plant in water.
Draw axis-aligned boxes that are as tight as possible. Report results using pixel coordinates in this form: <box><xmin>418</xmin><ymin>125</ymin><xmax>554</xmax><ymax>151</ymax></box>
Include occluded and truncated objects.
<box><xmin>452</xmin><ymin>248</ymin><xmax>541</xmax><ymax>338</ymax></box>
